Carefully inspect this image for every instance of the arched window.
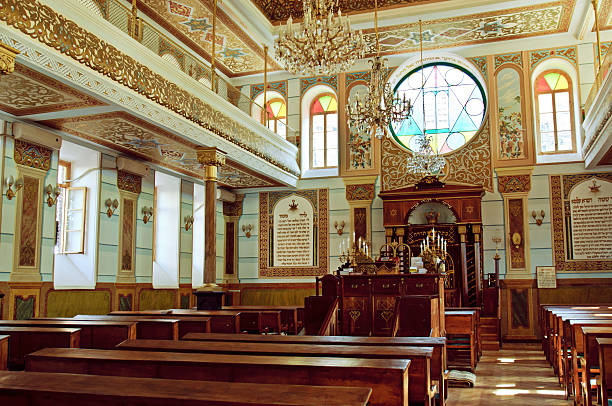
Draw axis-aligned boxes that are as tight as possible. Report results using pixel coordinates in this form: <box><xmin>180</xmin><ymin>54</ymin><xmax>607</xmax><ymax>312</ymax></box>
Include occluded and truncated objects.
<box><xmin>391</xmin><ymin>62</ymin><xmax>486</xmax><ymax>154</ymax></box>
<box><xmin>262</xmin><ymin>98</ymin><xmax>287</xmax><ymax>138</ymax></box>
<box><xmin>310</xmin><ymin>93</ymin><xmax>338</xmax><ymax>168</ymax></box>
<box><xmin>534</xmin><ymin>70</ymin><xmax>575</xmax><ymax>154</ymax></box>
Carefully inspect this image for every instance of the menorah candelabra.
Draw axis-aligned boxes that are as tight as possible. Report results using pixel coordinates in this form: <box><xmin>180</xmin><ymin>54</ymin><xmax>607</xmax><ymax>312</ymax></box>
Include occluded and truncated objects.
<box><xmin>338</xmin><ymin>234</ymin><xmax>373</xmax><ymax>270</ymax></box>
<box><xmin>419</xmin><ymin>228</ymin><xmax>447</xmax><ymax>273</ymax></box>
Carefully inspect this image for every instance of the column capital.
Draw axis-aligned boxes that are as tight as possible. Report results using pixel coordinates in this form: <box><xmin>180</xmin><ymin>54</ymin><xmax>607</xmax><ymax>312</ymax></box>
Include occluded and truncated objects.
<box><xmin>0</xmin><ymin>41</ymin><xmax>20</xmax><ymax>75</ymax></box>
<box><xmin>196</xmin><ymin>147</ymin><xmax>227</xmax><ymax>168</ymax></box>
<box><xmin>495</xmin><ymin>166</ymin><xmax>534</xmax><ymax>195</ymax></box>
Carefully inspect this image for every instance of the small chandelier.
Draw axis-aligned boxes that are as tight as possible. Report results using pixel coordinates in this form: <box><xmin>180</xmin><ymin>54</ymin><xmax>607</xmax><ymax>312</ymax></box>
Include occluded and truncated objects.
<box><xmin>274</xmin><ymin>0</ymin><xmax>365</xmax><ymax>76</ymax></box>
<box><xmin>346</xmin><ymin>0</ymin><xmax>412</xmax><ymax>139</ymax></box>
<box><xmin>406</xmin><ymin>20</ymin><xmax>446</xmax><ymax>176</ymax></box>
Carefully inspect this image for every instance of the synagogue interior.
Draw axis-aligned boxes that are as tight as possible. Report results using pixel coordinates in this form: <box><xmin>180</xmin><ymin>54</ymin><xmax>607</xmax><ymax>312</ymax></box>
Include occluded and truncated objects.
<box><xmin>0</xmin><ymin>0</ymin><xmax>610</xmax><ymax>404</ymax></box>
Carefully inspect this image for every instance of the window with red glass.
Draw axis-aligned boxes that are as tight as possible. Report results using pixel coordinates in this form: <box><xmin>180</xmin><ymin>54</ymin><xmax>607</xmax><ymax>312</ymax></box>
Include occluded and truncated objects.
<box><xmin>310</xmin><ymin>93</ymin><xmax>338</xmax><ymax>169</ymax></box>
<box><xmin>534</xmin><ymin>70</ymin><xmax>576</xmax><ymax>154</ymax></box>
<box><xmin>262</xmin><ymin>98</ymin><xmax>287</xmax><ymax>137</ymax></box>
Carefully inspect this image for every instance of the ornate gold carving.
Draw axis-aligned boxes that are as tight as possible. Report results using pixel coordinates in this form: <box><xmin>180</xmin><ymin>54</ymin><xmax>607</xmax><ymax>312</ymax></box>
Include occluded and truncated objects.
<box><xmin>196</xmin><ymin>147</ymin><xmax>227</xmax><ymax>168</ymax></box>
<box><xmin>0</xmin><ymin>63</ymin><xmax>105</xmax><ymax>115</ymax></box>
<box><xmin>345</xmin><ymin>184</ymin><xmax>375</xmax><ymax>201</ymax></box>
<box><xmin>381</xmin><ymin>120</ymin><xmax>493</xmax><ymax>192</ymax></box>
<box><xmin>0</xmin><ymin>0</ymin><xmax>298</xmax><ymax>176</ymax></box>
<box><xmin>0</xmin><ymin>41</ymin><xmax>19</xmax><ymax>74</ymax></box>
<box><xmin>13</xmin><ymin>139</ymin><xmax>52</xmax><ymax>171</ymax></box>
<box><xmin>18</xmin><ymin>175</ymin><xmax>39</xmax><ymax>267</ymax></box>
<box><xmin>498</xmin><ymin>175</ymin><xmax>531</xmax><ymax>194</ymax></box>
<box><xmin>223</xmin><ymin>194</ymin><xmax>244</xmax><ymax>217</ymax></box>
<box><xmin>117</xmin><ymin>170</ymin><xmax>142</xmax><ymax>194</ymax></box>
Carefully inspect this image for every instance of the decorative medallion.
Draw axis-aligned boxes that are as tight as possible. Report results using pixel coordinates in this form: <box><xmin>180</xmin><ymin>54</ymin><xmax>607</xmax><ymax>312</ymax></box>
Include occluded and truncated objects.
<box><xmin>117</xmin><ymin>170</ymin><xmax>142</xmax><ymax>194</ymax></box>
<box><xmin>13</xmin><ymin>139</ymin><xmax>52</xmax><ymax>171</ymax></box>
<box><xmin>346</xmin><ymin>184</ymin><xmax>376</xmax><ymax>201</ymax></box>
<box><xmin>498</xmin><ymin>174</ymin><xmax>531</xmax><ymax>194</ymax></box>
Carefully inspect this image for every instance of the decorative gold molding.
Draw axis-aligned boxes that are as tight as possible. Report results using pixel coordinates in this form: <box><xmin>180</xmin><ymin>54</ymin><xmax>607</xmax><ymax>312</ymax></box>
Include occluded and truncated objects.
<box><xmin>117</xmin><ymin>170</ymin><xmax>142</xmax><ymax>195</ymax></box>
<box><xmin>0</xmin><ymin>41</ymin><xmax>19</xmax><ymax>75</ymax></box>
<box><xmin>0</xmin><ymin>0</ymin><xmax>298</xmax><ymax>176</ymax></box>
<box><xmin>196</xmin><ymin>147</ymin><xmax>227</xmax><ymax>168</ymax></box>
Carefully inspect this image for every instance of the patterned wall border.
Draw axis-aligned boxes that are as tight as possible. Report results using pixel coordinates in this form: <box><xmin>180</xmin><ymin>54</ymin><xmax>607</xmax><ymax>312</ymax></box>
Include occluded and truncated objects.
<box><xmin>13</xmin><ymin>139</ymin><xmax>52</xmax><ymax>171</ymax></box>
<box><xmin>346</xmin><ymin>71</ymin><xmax>371</xmax><ymax>88</ymax></box>
<box><xmin>117</xmin><ymin>170</ymin><xmax>143</xmax><ymax>194</ymax></box>
<box><xmin>530</xmin><ymin>46</ymin><xmax>577</xmax><ymax>71</ymax></box>
<box><xmin>250</xmin><ymin>80</ymin><xmax>288</xmax><ymax>100</ymax></box>
<box><xmin>550</xmin><ymin>173</ymin><xmax>612</xmax><ymax>272</ymax></box>
<box><xmin>468</xmin><ymin>56</ymin><xmax>488</xmax><ymax>80</ymax></box>
<box><xmin>346</xmin><ymin>184</ymin><xmax>376</xmax><ymax>201</ymax></box>
<box><xmin>258</xmin><ymin>189</ymin><xmax>329</xmax><ymax>278</ymax></box>
<box><xmin>300</xmin><ymin>75</ymin><xmax>338</xmax><ymax>96</ymax></box>
<box><xmin>0</xmin><ymin>0</ymin><xmax>299</xmax><ymax>177</ymax></box>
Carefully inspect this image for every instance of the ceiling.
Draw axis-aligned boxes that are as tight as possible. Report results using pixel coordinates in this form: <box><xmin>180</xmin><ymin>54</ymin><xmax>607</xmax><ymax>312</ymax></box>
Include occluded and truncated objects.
<box><xmin>0</xmin><ymin>63</ymin><xmax>281</xmax><ymax>189</ymax></box>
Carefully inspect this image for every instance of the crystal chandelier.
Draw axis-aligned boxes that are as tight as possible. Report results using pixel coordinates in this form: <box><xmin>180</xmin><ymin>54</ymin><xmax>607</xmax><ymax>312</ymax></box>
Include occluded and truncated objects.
<box><xmin>345</xmin><ymin>0</ymin><xmax>412</xmax><ymax>139</ymax></box>
<box><xmin>274</xmin><ymin>0</ymin><xmax>365</xmax><ymax>76</ymax></box>
<box><xmin>406</xmin><ymin>20</ymin><xmax>446</xmax><ymax>176</ymax></box>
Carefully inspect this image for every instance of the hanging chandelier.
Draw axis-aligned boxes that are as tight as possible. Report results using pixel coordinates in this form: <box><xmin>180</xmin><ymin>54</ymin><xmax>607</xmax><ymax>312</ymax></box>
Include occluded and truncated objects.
<box><xmin>406</xmin><ymin>20</ymin><xmax>446</xmax><ymax>176</ymax></box>
<box><xmin>345</xmin><ymin>0</ymin><xmax>412</xmax><ymax>139</ymax></box>
<box><xmin>274</xmin><ymin>0</ymin><xmax>365</xmax><ymax>76</ymax></box>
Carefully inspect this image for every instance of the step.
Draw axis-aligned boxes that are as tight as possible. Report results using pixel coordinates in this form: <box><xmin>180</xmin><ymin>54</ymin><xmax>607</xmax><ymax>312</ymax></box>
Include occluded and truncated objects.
<box><xmin>481</xmin><ymin>324</ymin><xmax>498</xmax><ymax>334</ymax></box>
<box><xmin>480</xmin><ymin>317</ymin><xmax>499</xmax><ymax>326</ymax></box>
<box><xmin>482</xmin><ymin>341</ymin><xmax>500</xmax><ymax>351</ymax></box>
<box><xmin>481</xmin><ymin>333</ymin><xmax>498</xmax><ymax>342</ymax></box>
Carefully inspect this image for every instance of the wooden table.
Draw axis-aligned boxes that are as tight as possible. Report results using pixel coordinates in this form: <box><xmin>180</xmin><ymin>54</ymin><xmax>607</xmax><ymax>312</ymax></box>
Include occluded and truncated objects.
<box><xmin>0</xmin><ymin>326</ymin><xmax>81</xmax><ymax>369</ymax></box>
<box><xmin>0</xmin><ymin>336</ymin><xmax>7</xmax><ymax>371</ymax></box>
<box><xmin>51</xmin><ymin>316</ymin><xmax>178</xmax><ymax>340</ymax></box>
<box><xmin>0</xmin><ymin>371</ymin><xmax>372</xmax><ymax>405</ymax></box>
<box><xmin>26</xmin><ymin>348</ymin><xmax>410</xmax><ymax>406</ymax></box>
<box><xmin>0</xmin><ymin>320</ymin><xmax>135</xmax><ymax>349</ymax></box>
<box><xmin>118</xmin><ymin>338</ymin><xmax>433</xmax><ymax>406</ymax></box>
<box><xmin>182</xmin><ymin>332</ymin><xmax>447</xmax><ymax>404</ymax></box>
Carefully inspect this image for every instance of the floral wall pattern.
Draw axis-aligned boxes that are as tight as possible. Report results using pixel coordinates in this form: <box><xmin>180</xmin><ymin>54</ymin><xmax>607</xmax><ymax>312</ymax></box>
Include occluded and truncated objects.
<box><xmin>497</xmin><ymin>67</ymin><xmax>525</xmax><ymax>160</ymax></box>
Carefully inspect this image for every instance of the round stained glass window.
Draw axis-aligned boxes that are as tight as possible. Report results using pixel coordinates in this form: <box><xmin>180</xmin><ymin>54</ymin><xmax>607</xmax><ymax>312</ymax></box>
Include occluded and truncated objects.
<box><xmin>390</xmin><ymin>62</ymin><xmax>486</xmax><ymax>155</ymax></box>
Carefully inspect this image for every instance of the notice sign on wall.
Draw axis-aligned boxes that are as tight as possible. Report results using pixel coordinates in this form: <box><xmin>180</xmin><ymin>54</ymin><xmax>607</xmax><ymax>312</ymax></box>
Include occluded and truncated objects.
<box><xmin>273</xmin><ymin>195</ymin><xmax>314</xmax><ymax>267</ymax></box>
<box><xmin>536</xmin><ymin>266</ymin><xmax>557</xmax><ymax>289</ymax></box>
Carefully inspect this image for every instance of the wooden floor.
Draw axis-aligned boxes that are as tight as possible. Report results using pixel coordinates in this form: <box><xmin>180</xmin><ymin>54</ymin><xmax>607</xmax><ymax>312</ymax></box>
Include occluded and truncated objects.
<box><xmin>447</xmin><ymin>343</ymin><xmax>572</xmax><ymax>405</ymax></box>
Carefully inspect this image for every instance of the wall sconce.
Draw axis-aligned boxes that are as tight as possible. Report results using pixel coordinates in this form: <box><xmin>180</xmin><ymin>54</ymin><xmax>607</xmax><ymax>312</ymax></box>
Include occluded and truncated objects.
<box><xmin>104</xmin><ymin>198</ymin><xmax>119</xmax><ymax>217</ymax></box>
<box><xmin>242</xmin><ymin>224</ymin><xmax>252</xmax><ymax>238</ymax></box>
<box><xmin>141</xmin><ymin>206</ymin><xmax>153</xmax><ymax>224</ymax></box>
<box><xmin>5</xmin><ymin>175</ymin><xmax>23</xmax><ymax>200</ymax></box>
<box><xmin>532</xmin><ymin>210</ymin><xmax>545</xmax><ymax>226</ymax></box>
<box><xmin>45</xmin><ymin>184</ymin><xmax>60</xmax><ymax>207</ymax></box>
<box><xmin>184</xmin><ymin>215</ymin><xmax>194</xmax><ymax>231</ymax></box>
<box><xmin>334</xmin><ymin>220</ymin><xmax>345</xmax><ymax>235</ymax></box>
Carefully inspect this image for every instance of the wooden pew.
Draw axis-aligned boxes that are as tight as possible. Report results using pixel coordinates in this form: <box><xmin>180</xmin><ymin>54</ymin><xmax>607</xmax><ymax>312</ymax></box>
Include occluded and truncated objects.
<box><xmin>445</xmin><ymin>310</ymin><xmax>477</xmax><ymax>371</ymax></box>
<box><xmin>447</xmin><ymin>307</ymin><xmax>481</xmax><ymax>360</ymax></box>
<box><xmin>236</xmin><ymin>311</ymin><xmax>282</xmax><ymax>334</ymax></box>
<box><xmin>223</xmin><ymin>305</ymin><xmax>301</xmax><ymax>334</ymax></box>
<box><xmin>0</xmin><ymin>371</ymin><xmax>372</xmax><ymax>406</ymax></box>
<box><xmin>26</xmin><ymin>348</ymin><xmax>410</xmax><ymax>406</ymax></box>
<box><xmin>598</xmin><ymin>337</ymin><xmax>612</xmax><ymax>406</ymax></box>
<box><xmin>110</xmin><ymin>310</ymin><xmax>240</xmax><ymax>333</ymax></box>
<box><xmin>0</xmin><ymin>336</ymin><xmax>7</xmax><ymax>371</ymax></box>
<box><xmin>0</xmin><ymin>327</ymin><xmax>80</xmax><ymax>370</ymax></box>
<box><xmin>48</xmin><ymin>316</ymin><xmax>179</xmax><ymax>340</ymax></box>
<box><xmin>97</xmin><ymin>313</ymin><xmax>211</xmax><ymax>338</ymax></box>
<box><xmin>182</xmin><ymin>332</ymin><xmax>447</xmax><ymax>405</ymax></box>
<box><xmin>0</xmin><ymin>320</ymin><xmax>135</xmax><ymax>349</ymax></box>
<box><xmin>580</xmin><ymin>327</ymin><xmax>612</xmax><ymax>406</ymax></box>
<box><xmin>118</xmin><ymin>338</ymin><xmax>434</xmax><ymax>406</ymax></box>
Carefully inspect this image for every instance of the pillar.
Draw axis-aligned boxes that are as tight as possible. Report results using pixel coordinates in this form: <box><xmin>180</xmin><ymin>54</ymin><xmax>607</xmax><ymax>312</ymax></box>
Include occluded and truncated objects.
<box><xmin>343</xmin><ymin>175</ymin><xmax>377</xmax><ymax>247</ymax></box>
<box><xmin>458</xmin><ymin>225</ymin><xmax>468</xmax><ymax>305</ymax></box>
<box><xmin>222</xmin><ymin>194</ymin><xmax>243</xmax><ymax>284</ymax></box>
<box><xmin>473</xmin><ymin>224</ymin><xmax>482</xmax><ymax>306</ymax></box>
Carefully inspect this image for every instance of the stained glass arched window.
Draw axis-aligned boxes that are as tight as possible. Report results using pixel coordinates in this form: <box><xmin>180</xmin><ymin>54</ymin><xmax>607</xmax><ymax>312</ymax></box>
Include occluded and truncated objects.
<box><xmin>262</xmin><ymin>98</ymin><xmax>287</xmax><ymax>137</ymax></box>
<box><xmin>310</xmin><ymin>93</ymin><xmax>338</xmax><ymax>168</ymax></box>
<box><xmin>391</xmin><ymin>63</ymin><xmax>486</xmax><ymax>154</ymax></box>
<box><xmin>534</xmin><ymin>70</ymin><xmax>575</xmax><ymax>154</ymax></box>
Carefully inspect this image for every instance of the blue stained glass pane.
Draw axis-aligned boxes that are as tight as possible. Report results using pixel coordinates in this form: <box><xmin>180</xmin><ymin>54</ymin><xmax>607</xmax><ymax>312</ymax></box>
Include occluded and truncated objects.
<box><xmin>451</xmin><ymin>109</ymin><xmax>478</xmax><ymax>133</ymax></box>
<box><xmin>398</xmin><ymin>116</ymin><xmax>422</xmax><ymax>136</ymax></box>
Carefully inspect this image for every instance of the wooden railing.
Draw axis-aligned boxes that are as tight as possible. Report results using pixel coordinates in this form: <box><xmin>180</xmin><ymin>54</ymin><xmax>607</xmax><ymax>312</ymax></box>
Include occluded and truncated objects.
<box><xmin>304</xmin><ymin>296</ymin><xmax>337</xmax><ymax>335</ymax></box>
<box><xmin>317</xmin><ymin>298</ymin><xmax>339</xmax><ymax>336</ymax></box>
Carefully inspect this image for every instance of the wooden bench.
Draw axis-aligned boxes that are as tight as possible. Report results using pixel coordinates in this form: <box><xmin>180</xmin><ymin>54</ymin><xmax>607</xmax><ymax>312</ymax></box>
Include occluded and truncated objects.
<box><xmin>96</xmin><ymin>313</ymin><xmax>210</xmax><ymax>338</ymax></box>
<box><xmin>0</xmin><ymin>336</ymin><xmax>7</xmax><ymax>371</ymax></box>
<box><xmin>236</xmin><ymin>311</ymin><xmax>282</xmax><ymax>334</ymax></box>
<box><xmin>118</xmin><ymin>338</ymin><xmax>434</xmax><ymax>406</ymax></box>
<box><xmin>0</xmin><ymin>320</ymin><xmax>135</xmax><ymax>349</ymax></box>
<box><xmin>447</xmin><ymin>307</ymin><xmax>481</xmax><ymax>360</ymax></box>
<box><xmin>223</xmin><ymin>306</ymin><xmax>301</xmax><ymax>334</ymax></box>
<box><xmin>26</xmin><ymin>348</ymin><xmax>410</xmax><ymax>406</ymax></box>
<box><xmin>110</xmin><ymin>310</ymin><xmax>240</xmax><ymax>334</ymax></box>
<box><xmin>181</xmin><ymin>332</ymin><xmax>447</xmax><ymax>405</ymax></box>
<box><xmin>49</xmin><ymin>316</ymin><xmax>178</xmax><ymax>340</ymax></box>
<box><xmin>579</xmin><ymin>327</ymin><xmax>612</xmax><ymax>406</ymax></box>
<box><xmin>0</xmin><ymin>371</ymin><xmax>372</xmax><ymax>405</ymax></box>
<box><xmin>0</xmin><ymin>326</ymin><xmax>80</xmax><ymax>370</ymax></box>
<box><xmin>445</xmin><ymin>310</ymin><xmax>477</xmax><ymax>371</ymax></box>
<box><xmin>597</xmin><ymin>337</ymin><xmax>612</xmax><ymax>406</ymax></box>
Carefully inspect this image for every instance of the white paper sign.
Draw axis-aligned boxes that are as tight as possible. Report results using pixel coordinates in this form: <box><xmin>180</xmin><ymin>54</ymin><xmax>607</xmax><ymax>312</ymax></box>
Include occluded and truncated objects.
<box><xmin>537</xmin><ymin>266</ymin><xmax>557</xmax><ymax>289</ymax></box>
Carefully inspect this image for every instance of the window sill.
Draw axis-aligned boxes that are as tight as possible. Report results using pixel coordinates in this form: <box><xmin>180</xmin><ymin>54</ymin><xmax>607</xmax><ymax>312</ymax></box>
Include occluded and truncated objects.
<box><xmin>301</xmin><ymin>167</ymin><xmax>339</xmax><ymax>179</ymax></box>
<box><xmin>536</xmin><ymin>151</ymin><xmax>583</xmax><ymax>164</ymax></box>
